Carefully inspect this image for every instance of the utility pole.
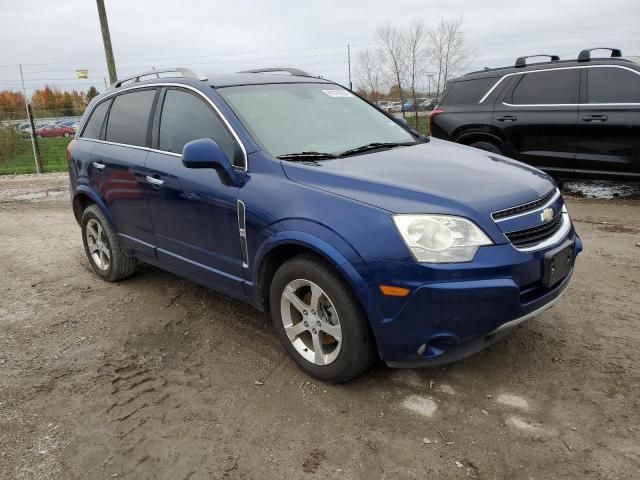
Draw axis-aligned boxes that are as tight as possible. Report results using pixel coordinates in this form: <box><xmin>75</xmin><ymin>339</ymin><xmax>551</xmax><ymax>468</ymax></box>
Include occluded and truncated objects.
<box><xmin>347</xmin><ymin>44</ymin><xmax>352</xmax><ymax>90</ymax></box>
<box><xmin>19</xmin><ymin>64</ymin><xmax>43</xmax><ymax>174</ymax></box>
<box><xmin>96</xmin><ymin>0</ymin><xmax>117</xmax><ymax>84</ymax></box>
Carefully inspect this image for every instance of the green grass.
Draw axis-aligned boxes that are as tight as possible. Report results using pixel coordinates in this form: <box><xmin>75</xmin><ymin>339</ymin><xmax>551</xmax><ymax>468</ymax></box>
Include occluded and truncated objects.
<box><xmin>0</xmin><ymin>137</ymin><xmax>71</xmax><ymax>174</ymax></box>
<box><xmin>405</xmin><ymin>115</ymin><xmax>430</xmax><ymax>135</ymax></box>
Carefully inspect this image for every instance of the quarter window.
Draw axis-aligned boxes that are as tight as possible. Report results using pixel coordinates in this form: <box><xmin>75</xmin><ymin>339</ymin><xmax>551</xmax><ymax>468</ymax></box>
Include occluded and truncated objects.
<box><xmin>105</xmin><ymin>89</ymin><xmax>156</xmax><ymax>147</ymax></box>
<box><xmin>587</xmin><ymin>67</ymin><xmax>640</xmax><ymax>103</ymax></box>
<box><xmin>511</xmin><ymin>69</ymin><xmax>577</xmax><ymax>105</ymax></box>
<box><xmin>441</xmin><ymin>77</ymin><xmax>498</xmax><ymax>105</ymax></box>
<box><xmin>158</xmin><ymin>89</ymin><xmax>242</xmax><ymax>166</ymax></box>
<box><xmin>81</xmin><ymin>99</ymin><xmax>111</xmax><ymax>139</ymax></box>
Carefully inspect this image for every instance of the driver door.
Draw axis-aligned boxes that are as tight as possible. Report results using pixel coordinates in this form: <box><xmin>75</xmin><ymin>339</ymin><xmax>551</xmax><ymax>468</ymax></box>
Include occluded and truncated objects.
<box><xmin>144</xmin><ymin>87</ymin><xmax>246</xmax><ymax>295</ymax></box>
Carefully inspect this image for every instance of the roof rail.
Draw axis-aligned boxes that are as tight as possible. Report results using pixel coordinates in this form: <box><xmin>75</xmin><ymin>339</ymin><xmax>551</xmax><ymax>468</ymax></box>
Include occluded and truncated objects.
<box><xmin>239</xmin><ymin>67</ymin><xmax>312</xmax><ymax>77</ymax></box>
<box><xmin>578</xmin><ymin>47</ymin><xmax>622</xmax><ymax>62</ymax></box>
<box><xmin>112</xmin><ymin>67</ymin><xmax>207</xmax><ymax>88</ymax></box>
<box><xmin>515</xmin><ymin>55</ymin><xmax>560</xmax><ymax>68</ymax></box>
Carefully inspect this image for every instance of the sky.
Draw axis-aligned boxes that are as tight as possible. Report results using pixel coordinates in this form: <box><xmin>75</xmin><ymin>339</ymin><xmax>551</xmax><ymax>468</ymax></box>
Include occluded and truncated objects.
<box><xmin>0</xmin><ymin>0</ymin><xmax>638</xmax><ymax>95</ymax></box>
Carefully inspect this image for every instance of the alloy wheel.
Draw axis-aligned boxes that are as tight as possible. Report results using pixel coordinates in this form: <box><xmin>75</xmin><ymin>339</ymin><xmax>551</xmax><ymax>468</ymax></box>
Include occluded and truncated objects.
<box><xmin>280</xmin><ymin>279</ymin><xmax>342</xmax><ymax>365</ymax></box>
<box><xmin>85</xmin><ymin>218</ymin><xmax>111</xmax><ymax>271</ymax></box>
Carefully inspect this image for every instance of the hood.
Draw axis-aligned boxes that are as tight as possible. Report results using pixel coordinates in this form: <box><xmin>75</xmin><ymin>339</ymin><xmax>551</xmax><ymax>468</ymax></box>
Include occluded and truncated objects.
<box><xmin>281</xmin><ymin>138</ymin><xmax>556</xmax><ymax>219</ymax></box>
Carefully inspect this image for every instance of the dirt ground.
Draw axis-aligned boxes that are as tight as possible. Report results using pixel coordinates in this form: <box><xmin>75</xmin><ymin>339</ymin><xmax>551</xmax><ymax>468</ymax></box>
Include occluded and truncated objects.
<box><xmin>1</xmin><ymin>173</ymin><xmax>639</xmax><ymax>480</ymax></box>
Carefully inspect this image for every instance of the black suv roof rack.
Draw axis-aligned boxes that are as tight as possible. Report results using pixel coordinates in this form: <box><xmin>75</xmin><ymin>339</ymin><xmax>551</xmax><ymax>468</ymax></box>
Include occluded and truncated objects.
<box><xmin>515</xmin><ymin>55</ymin><xmax>560</xmax><ymax>68</ymax></box>
<box><xmin>578</xmin><ymin>47</ymin><xmax>622</xmax><ymax>62</ymax></box>
<box><xmin>239</xmin><ymin>67</ymin><xmax>312</xmax><ymax>77</ymax></box>
<box><xmin>112</xmin><ymin>67</ymin><xmax>207</xmax><ymax>88</ymax></box>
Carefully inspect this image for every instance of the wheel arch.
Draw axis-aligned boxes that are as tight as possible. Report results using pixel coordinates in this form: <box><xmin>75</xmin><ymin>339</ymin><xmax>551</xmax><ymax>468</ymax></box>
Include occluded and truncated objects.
<box><xmin>251</xmin><ymin>231</ymin><xmax>383</xmax><ymax>331</ymax></box>
<box><xmin>455</xmin><ymin>130</ymin><xmax>509</xmax><ymax>153</ymax></box>
<box><xmin>72</xmin><ymin>187</ymin><xmax>111</xmax><ymax>226</ymax></box>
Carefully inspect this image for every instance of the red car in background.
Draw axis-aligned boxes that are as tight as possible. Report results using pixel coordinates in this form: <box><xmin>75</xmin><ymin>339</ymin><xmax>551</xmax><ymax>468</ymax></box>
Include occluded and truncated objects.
<box><xmin>35</xmin><ymin>124</ymin><xmax>75</xmax><ymax>138</ymax></box>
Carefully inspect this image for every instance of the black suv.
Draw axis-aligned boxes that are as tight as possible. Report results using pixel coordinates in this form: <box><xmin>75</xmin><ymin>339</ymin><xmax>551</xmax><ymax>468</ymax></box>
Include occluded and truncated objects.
<box><xmin>430</xmin><ymin>48</ymin><xmax>640</xmax><ymax>179</ymax></box>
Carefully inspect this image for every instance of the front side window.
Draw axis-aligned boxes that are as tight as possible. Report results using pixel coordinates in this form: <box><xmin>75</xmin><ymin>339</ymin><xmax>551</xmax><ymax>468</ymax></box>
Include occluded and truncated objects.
<box><xmin>81</xmin><ymin>99</ymin><xmax>111</xmax><ymax>139</ymax></box>
<box><xmin>218</xmin><ymin>83</ymin><xmax>417</xmax><ymax>158</ymax></box>
<box><xmin>587</xmin><ymin>67</ymin><xmax>640</xmax><ymax>103</ymax></box>
<box><xmin>105</xmin><ymin>89</ymin><xmax>156</xmax><ymax>146</ymax></box>
<box><xmin>158</xmin><ymin>89</ymin><xmax>242</xmax><ymax>166</ymax></box>
<box><xmin>511</xmin><ymin>69</ymin><xmax>577</xmax><ymax>105</ymax></box>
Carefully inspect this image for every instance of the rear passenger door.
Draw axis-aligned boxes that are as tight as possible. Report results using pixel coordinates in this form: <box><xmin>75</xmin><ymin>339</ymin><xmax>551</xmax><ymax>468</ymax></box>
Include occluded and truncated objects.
<box><xmin>576</xmin><ymin>66</ymin><xmax>640</xmax><ymax>176</ymax></box>
<box><xmin>144</xmin><ymin>87</ymin><xmax>246</xmax><ymax>296</ymax></box>
<box><xmin>91</xmin><ymin>88</ymin><xmax>157</xmax><ymax>255</ymax></box>
<box><xmin>493</xmin><ymin>68</ymin><xmax>580</xmax><ymax>171</ymax></box>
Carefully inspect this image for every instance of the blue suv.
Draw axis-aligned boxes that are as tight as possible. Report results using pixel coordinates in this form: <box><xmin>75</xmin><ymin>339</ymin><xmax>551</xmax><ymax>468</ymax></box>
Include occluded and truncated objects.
<box><xmin>68</xmin><ymin>67</ymin><xmax>581</xmax><ymax>382</ymax></box>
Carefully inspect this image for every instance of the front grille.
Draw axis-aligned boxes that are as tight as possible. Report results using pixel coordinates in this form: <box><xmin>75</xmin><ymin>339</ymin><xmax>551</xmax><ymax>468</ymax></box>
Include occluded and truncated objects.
<box><xmin>506</xmin><ymin>211</ymin><xmax>564</xmax><ymax>248</ymax></box>
<box><xmin>492</xmin><ymin>189</ymin><xmax>556</xmax><ymax>220</ymax></box>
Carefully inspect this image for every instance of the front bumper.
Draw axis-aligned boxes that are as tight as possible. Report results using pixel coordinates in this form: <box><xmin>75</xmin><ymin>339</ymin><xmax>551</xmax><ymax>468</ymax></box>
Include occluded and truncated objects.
<box><xmin>360</xmin><ymin>229</ymin><xmax>582</xmax><ymax>366</ymax></box>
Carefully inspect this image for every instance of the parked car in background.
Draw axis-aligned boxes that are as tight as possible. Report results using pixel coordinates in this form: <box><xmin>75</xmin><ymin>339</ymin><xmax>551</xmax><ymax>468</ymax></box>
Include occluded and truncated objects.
<box><xmin>56</xmin><ymin>119</ymin><xmax>79</xmax><ymax>128</ymax></box>
<box><xmin>35</xmin><ymin>124</ymin><xmax>75</xmax><ymax>138</ymax></box>
<box><xmin>68</xmin><ymin>67</ymin><xmax>580</xmax><ymax>382</ymax></box>
<box><xmin>401</xmin><ymin>98</ymin><xmax>427</xmax><ymax>112</ymax></box>
<box><xmin>430</xmin><ymin>47</ymin><xmax>640</xmax><ymax>179</ymax></box>
<box><xmin>387</xmin><ymin>101</ymin><xmax>403</xmax><ymax>113</ymax></box>
<box><xmin>376</xmin><ymin>100</ymin><xmax>392</xmax><ymax>109</ymax></box>
<box><xmin>419</xmin><ymin>98</ymin><xmax>438</xmax><ymax>111</ymax></box>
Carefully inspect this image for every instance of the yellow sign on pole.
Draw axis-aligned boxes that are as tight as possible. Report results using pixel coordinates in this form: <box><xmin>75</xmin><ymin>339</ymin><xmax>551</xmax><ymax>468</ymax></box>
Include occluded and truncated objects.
<box><xmin>76</xmin><ymin>69</ymin><xmax>89</xmax><ymax>79</ymax></box>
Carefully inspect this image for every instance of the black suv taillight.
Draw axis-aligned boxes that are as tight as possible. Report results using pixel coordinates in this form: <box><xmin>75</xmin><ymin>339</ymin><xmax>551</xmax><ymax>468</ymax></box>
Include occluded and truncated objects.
<box><xmin>428</xmin><ymin>108</ymin><xmax>444</xmax><ymax>134</ymax></box>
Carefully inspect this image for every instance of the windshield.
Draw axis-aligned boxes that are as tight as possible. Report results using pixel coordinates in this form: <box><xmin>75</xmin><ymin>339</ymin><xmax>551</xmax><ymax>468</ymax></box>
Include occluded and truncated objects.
<box><xmin>218</xmin><ymin>83</ymin><xmax>417</xmax><ymax>158</ymax></box>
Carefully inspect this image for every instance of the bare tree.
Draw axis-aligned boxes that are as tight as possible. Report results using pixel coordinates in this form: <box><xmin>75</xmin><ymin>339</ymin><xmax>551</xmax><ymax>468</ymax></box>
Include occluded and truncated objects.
<box><xmin>356</xmin><ymin>48</ymin><xmax>383</xmax><ymax>103</ymax></box>
<box><xmin>377</xmin><ymin>23</ymin><xmax>407</xmax><ymax>116</ymax></box>
<box><xmin>403</xmin><ymin>21</ymin><xmax>429</xmax><ymax>124</ymax></box>
<box><xmin>427</xmin><ymin>17</ymin><xmax>472</xmax><ymax>97</ymax></box>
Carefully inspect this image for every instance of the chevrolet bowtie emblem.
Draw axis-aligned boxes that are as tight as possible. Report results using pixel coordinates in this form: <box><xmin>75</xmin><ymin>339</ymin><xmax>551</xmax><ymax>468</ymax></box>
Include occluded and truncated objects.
<box><xmin>540</xmin><ymin>207</ymin><xmax>554</xmax><ymax>222</ymax></box>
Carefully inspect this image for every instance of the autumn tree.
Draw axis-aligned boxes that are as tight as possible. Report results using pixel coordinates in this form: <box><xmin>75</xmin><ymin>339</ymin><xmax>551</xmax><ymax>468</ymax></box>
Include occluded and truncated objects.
<box><xmin>0</xmin><ymin>90</ymin><xmax>26</xmax><ymax>120</ymax></box>
<box><xmin>404</xmin><ymin>21</ymin><xmax>429</xmax><ymax>123</ymax></box>
<box><xmin>377</xmin><ymin>24</ymin><xmax>407</xmax><ymax>116</ymax></box>
<box><xmin>86</xmin><ymin>86</ymin><xmax>100</xmax><ymax>103</ymax></box>
<box><xmin>356</xmin><ymin>48</ymin><xmax>383</xmax><ymax>103</ymax></box>
<box><xmin>427</xmin><ymin>17</ymin><xmax>471</xmax><ymax>96</ymax></box>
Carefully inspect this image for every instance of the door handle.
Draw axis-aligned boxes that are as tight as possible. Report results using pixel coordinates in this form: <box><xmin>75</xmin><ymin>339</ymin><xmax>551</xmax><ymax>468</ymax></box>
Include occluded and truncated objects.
<box><xmin>92</xmin><ymin>161</ymin><xmax>106</xmax><ymax>170</ymax></box>
<box><xmin>497</xmin><ymin>115</ymin><xmax>517</xmax><ymax>122</ymax></box>
<box><xmin>582</xmin><ymin>114</ymin><xmax>608</xmax><ymax>122</ymax></box>
<box><xmin>145</xmin><ymin>175</ymin><xmax>165</xmax><ymax>187</ymax></box>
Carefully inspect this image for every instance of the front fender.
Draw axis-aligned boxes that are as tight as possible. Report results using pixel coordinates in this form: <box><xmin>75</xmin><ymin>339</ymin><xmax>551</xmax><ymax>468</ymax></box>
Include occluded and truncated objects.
<box><xmin>250</xmin><ymin>227</ymin><xmax>384</xmax><ymax>329</ymax></box>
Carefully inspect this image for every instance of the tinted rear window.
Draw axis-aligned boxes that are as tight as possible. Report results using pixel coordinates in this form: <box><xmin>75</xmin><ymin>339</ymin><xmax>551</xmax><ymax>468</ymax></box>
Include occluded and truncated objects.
<box><xmin>105</xmin><ymin>89</ymin><xmax>156</xmax><ymax>146</ymax></box>
<box><xmin>511</xmin><ymin>69</ymin><xmax>577</xmax><ymax>104</ymax></box>
<box><xmin>441</xmin><ymin>77</ymin><xmax>497</xmax><ymax>105</ymax></box>
<box><xmin>587</xmin><ymin>67</ymin><xmax>640</xmax><ymax>103</ymax></box>
<box><xmin>81</xmin><ymin>100</ymin><xmax>110</xmax><ymax>139</ymax></box>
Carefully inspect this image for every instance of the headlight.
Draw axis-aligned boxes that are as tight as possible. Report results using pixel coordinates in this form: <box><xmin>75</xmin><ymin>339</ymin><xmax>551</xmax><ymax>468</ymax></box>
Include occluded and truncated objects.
<box><xmin>393</xmin><ymin>214</ymin><xmax>492</xmax><ymax>263</ymax></box>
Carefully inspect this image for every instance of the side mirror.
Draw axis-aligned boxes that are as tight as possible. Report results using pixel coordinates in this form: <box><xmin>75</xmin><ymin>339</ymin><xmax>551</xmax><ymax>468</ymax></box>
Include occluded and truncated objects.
<box><xmin>182</xmin><ymin>138</ymin><xmax>237</xmax><ymax>184</ymax></box>
<box><xmin>395</xmin><ymin>116</ymin><xmax>408</xmax><ymax>126</ymax></box>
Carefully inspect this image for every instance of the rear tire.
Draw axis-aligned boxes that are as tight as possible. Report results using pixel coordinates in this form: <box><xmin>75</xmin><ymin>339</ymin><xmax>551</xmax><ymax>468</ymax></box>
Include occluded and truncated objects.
<box><xmin>270</xmin><ymin>255</ymin><xmax>377</xmax><ymax>383</ymax></box>
<box><xmin>63</xmin><ymin>132</ymin><xmax>70</xmax><ymax>137</ymax></box>
<box><xmin>469</xmin><ymin>140</ymin><xmax>503</xmax><ymax>154</ymax></box>
<box><xmin>81</xmin><ymin>205</ymin><xmax>136</xmax><ymax>282</ymax></box>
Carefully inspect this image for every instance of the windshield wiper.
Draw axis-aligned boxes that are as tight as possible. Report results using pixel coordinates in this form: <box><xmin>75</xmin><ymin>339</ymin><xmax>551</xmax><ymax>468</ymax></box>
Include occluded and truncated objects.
<box><xmin>338</xmin><ymin>141</ymin><xmax>418</xmax><ymax>158</ymax></box>
<box><xmin>276</xmin><ymin>151</ymin><xmax>338</xmax><ymax>161</ymax></box>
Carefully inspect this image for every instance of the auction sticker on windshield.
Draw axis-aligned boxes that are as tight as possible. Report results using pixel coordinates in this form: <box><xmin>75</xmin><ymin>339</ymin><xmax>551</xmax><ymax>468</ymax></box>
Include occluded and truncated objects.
<box><xmin>322</xmin><ymin>89</ymin><xmax>354</xmax><ymax>97</ymax></box>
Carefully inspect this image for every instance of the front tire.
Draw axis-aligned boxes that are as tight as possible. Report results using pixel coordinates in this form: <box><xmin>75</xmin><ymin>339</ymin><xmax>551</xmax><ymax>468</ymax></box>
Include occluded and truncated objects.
<box><xmin>469</xmin><ymin>140</ymin><xmax>503</xmax><ymax>154</ymax></box>
<box><xmin>81</xmin><ymin>205</ymin><xmax>136</xmax><ymax>282</ymax></box>
<box><xmin>270</xmin><ymin>255</ymin><xmax>377</xmax><ymax>383</ymax></box>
